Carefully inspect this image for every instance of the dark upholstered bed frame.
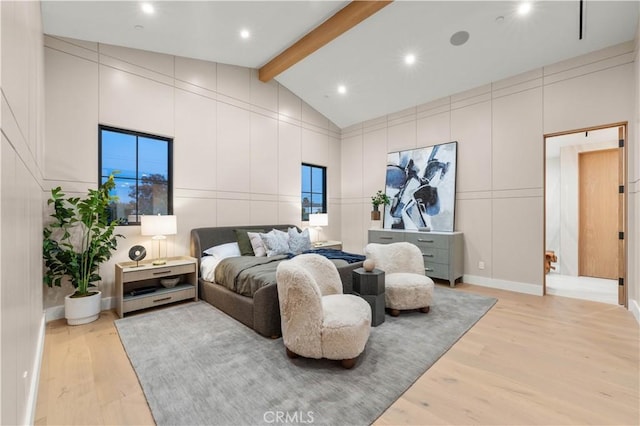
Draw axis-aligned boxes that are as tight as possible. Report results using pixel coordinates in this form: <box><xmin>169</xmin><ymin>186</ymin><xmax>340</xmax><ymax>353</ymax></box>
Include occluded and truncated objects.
<box><xmin>190</xmin><ymin>225</ymin><xmax>361</xmax><ymax>338</ymax></box>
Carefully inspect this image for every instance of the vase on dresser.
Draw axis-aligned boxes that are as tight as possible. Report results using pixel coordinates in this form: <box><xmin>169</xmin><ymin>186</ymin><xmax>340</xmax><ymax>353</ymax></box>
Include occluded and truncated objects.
<box><xmin>371</xmin><ymin>206</ymin><xmax>381</xmax><ymax>221</ymax></box>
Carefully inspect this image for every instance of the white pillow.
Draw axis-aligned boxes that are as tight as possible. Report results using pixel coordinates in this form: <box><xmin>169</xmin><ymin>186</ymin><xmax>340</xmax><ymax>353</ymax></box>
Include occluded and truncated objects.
<box><xmin>247</xmin><ymin>232</ymin><xmax>266</xmax><ymax>257</ymax></box>
<box><xmin>288</xmin><ymin>227</ymin><xmax>311</xmax><ymax>254</ymax></box>
<box><xmin>203</xmin><ymin>242</ymin><xmax>241</xmax><ymax>259</ymax></box>
<box><xmin>200</xmin><ymin>256</ymin><xmax>222</xmax><ymax>282</ymax></box>
<box><xmin>259</xmin><ymin>229</ymin><xmax>290</xmax><ymax>257</ymax></box>
<box><xmin>273</xmin><ymin>228</ymin><xmax>290</xmax><ymax>242</ymax></box>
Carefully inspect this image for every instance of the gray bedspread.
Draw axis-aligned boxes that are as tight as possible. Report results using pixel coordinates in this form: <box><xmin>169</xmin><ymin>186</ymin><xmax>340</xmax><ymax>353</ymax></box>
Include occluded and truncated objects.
<box><xmin>214</xmin><ymin>255</ymin><xmax>288</xmax><ymax>297</ymax></box>
<box><xmin>213</xmin><ymin>255</ymin><xmax>351</xmax><ymax>297</ymax></box>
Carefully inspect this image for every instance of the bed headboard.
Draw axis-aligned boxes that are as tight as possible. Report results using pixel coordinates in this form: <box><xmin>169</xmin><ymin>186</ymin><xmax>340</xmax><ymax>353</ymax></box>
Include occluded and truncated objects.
<box><xmin>190</xmin><ymin>225</ymin><xmax>299</xmax><ymax>273</ymax></box>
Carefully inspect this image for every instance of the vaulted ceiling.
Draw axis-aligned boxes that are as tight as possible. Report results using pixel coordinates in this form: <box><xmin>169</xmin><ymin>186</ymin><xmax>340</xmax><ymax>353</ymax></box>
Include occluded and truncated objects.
<box><xmin>41</xmin><ymin>1</ymin><xmax>639</xmax><ymax>129</ymax></box>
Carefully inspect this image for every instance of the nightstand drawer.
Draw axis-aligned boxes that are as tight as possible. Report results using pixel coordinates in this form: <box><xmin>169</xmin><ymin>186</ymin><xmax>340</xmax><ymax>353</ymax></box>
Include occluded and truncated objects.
<box><xmin>123</xmin><ymin>285</ymin><xmax>196</xmax><ymax>313</ymax></box>
<box><xmin>123</xmin><ymin>263</ymin><xmax>195</xmax><ymax>283</ymax></box>
<box><xmin>405</xmin><ymin>232</ymin><xmax>449</xmax><ymax>249</ymax></box>
<box><xmin>368</xmin><ymin>230</ymin><xmax>403</xmax><ymax>244</ymax></box>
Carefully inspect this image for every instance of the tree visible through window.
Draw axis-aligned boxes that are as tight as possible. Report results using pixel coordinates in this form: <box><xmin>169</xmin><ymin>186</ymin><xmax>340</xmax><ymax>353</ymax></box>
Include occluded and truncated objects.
<box><xmin>99</xmin><ymin>125</ymin><xmax>172</xmax><ymax>225</ymax></box>
<box><xmin>301</xmin><ymin>163</ymin><xmax>326</xmax><ymax>221</ymax></box>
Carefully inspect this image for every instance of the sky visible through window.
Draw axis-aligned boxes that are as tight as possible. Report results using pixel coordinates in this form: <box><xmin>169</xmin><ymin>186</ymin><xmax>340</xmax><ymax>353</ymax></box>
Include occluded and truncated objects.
<box><xmin>100</xmin><ymin>128</ymin><xmax>171</xmax><ymax>223</ymax></box>
<box><xmin>301</xmin><ymin>164</ymin><xmax>326</xmax><ymax>220</ymax></box>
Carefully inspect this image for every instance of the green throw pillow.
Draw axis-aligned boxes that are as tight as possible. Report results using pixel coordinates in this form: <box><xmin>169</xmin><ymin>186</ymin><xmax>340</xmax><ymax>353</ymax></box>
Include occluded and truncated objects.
<box><xmin>234</xmin><ymin>228</ymin><xmax>264</xmax><ymax>256</ymax></box>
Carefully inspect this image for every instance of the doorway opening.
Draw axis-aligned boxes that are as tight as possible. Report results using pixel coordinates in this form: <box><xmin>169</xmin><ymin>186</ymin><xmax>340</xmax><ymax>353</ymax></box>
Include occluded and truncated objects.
<box><xmin>544</xmin><ymin>123</ymin><xmax>627</xmax><ymax>306</ymax></box>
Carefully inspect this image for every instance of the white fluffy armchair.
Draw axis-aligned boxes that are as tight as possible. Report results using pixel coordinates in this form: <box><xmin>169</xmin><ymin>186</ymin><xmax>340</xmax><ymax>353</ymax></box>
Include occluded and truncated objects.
<box><xmin>364</xmin><ymin>242</ymin><xmax>434</xmax><ymax>316</ymax></box>
<box><xmin>276</xmin><ymin>254</ymin><xmax>371</xmax><ymax>369</ymax></box>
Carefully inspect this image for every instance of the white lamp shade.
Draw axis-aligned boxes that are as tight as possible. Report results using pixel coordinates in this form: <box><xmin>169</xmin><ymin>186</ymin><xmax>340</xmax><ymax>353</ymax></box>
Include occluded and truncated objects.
<box><xmin>140</xmin><ymin>215</ymin><xmax>177</xmax><ymax>236</ymax></box>
<box><xmin>309</xmin><ymin>213</ymin><xmax>328</xmax><ymax>227</ymax></box>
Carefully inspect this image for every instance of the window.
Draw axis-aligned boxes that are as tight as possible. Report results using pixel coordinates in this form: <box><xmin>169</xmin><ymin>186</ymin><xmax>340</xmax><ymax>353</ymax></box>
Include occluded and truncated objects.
<box><xmin>99</xmin><ymin>125</ymin><xmax>173</xmax><ymax>225</ymax></box>
<box><xmin>301</xmin><ymin>163</ymin><xmax>326</xmax><ymax>221</ymax></box>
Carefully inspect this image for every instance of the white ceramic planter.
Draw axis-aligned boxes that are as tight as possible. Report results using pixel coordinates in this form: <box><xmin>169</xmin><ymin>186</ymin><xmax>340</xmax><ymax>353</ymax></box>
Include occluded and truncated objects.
<box><xmin>65</xmin><ymin>290</ymin><xmax>101</xmax><ymax>325</ymax></box>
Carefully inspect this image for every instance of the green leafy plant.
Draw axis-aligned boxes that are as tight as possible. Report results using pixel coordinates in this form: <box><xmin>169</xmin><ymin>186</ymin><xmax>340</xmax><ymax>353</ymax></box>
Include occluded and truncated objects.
<box><xmin>371</xmin><ymin>190</ymin><xmax>391</xmax><ymax>210</ymax></box>
<box><xmin>43</xmin><ymin>174</ymin><xmax>124</xmax><ymax>298</ymax></box>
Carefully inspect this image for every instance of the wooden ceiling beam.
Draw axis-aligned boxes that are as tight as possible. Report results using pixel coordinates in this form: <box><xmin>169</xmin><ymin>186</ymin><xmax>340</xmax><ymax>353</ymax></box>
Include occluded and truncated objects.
<box><xmin>258</xmin><ymin>1</ymin><xmax>393</xmax><ymax>82</ymax></box>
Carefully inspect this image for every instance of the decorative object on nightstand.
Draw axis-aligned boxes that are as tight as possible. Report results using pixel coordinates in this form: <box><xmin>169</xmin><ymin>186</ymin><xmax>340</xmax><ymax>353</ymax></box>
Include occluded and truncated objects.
<box><xmin>309</xmin><ymin>213</ymin><xmax>328</xmax><ymax>245</ymax></box>
<box><xmin>160</xmin><ymin>277</ymin><xmax>181</xmax><ymax>288</ymax></box>
<box><xmin>42</xmin><ymin>173</ymin><xmax>125</xmax><ymax>325</ymax></box>
<box><xmin>371</xmin><ymin>190</ymin><xmax>390</xmax><ymax>221</ymax></box>
<box><xmin>141</xmin><ymin>214</ymin><xmax>177</xmax><ymax>265</ymax></box>
<box><xmin>352</xmin><ymin>267</ymin><xmax>385</xmax><ymax>326</ymax></box>
<box><xmin>115</xmin><ymin>256</ymin><xmax>198</xmax><ymax>317</ymax></box>
<box><xmin>128</xmin><ymin>245</ymin><xmax>147</xmax><ymax>267</ymax></box>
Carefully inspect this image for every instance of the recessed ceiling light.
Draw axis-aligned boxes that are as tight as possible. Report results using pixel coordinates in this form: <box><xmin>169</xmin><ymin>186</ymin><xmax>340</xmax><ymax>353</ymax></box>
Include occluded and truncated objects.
<box><xmin>518</xmin><ymin>2</ymin><xmax>532</xmax><ymax>16</ymax></box>
<box><xmin>240</xmin><ymin>29</ymin><xmax>250</xmax><ymax>39</ymax></box>
<box><xmin>337</xmin><ymin>85</ymin><xmax>347</xmax><ymax>95</ymax></box>
<box><xmin>141</xmin><ymin>3</ymin><xmax>154</xmax><ymax>15</ymax></box>
<box><xmin>404</xmin><ymin>53</ymin><xmax>416</xmax><ymax>65</ymax></box>
<box><xmin>450</xmin><ymin>31</ymin><xmax>470</xmax><ymax>47</ymax></box>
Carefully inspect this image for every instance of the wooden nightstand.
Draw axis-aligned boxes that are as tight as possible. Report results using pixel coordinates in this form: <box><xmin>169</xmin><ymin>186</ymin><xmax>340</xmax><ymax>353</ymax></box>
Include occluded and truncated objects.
<box><xmin>313</xmin><ymin>240</ymin><xmax>342</xmax><ymax>250</ymax></box>
<box><xmin>115</xmin><ymin>256</ymin><xmax>198</xmax><ymax>318</ymax></box>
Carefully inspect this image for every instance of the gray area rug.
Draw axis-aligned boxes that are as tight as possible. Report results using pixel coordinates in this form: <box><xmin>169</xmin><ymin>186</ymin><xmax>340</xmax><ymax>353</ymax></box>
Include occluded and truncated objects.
<box><xmin>115</xmin><ymin>286</ymin><xmax>496</xmax><ymax>426</ymax></box>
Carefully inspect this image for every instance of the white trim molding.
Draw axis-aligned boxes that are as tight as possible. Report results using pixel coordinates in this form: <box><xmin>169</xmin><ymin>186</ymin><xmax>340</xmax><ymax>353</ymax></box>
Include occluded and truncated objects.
<box><xmin>630</xmin><ymin>298</ymin><xmax>640</xmax><ymax>325</ymax></box>
<box><xmin>45</xmin><ymin>296</ymin><xmax>116</xmax><ymax>322</ymax></box>
<box><xmin>463</xmin><ymin>274</ymin><xmax>544</xmax><ymax>296</ymax></box>
<box><xmin>25</xmin><ymin>313</ymin><xmax>46</xmax><ymax>426</ymax></box>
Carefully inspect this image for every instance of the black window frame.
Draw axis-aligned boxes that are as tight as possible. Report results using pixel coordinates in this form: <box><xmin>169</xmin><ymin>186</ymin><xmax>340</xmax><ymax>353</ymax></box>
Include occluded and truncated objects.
<box><xmin>301</xmin><ymin>163</ymin><xmax>327</xmax><ymax>221</ymax></box>
<box><xmin>98</xmin><ymin>124</ymin><xmax>173</xmax><ymax>225</ymax></box>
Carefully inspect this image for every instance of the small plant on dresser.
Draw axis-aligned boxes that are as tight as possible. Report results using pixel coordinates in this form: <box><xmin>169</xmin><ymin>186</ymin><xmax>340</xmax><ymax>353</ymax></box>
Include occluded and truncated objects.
<box><xmin>371</xmin><ymin>190</ymin><xmax>390</xmax><ymax>221</ymax></box>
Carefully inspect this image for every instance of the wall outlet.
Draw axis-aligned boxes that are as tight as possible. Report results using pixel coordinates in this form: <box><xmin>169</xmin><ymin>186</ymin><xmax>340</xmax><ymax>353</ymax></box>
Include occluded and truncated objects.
<box><xmin>478</xmin><ymin>261</ymin><xmax>485</xmax><ymax>270</ymax></box>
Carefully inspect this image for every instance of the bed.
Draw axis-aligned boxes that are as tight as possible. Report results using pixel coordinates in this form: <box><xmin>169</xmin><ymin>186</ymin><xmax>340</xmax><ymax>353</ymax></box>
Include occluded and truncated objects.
<box><xmin>190</xmin><ymin>225</ymin><xmax>363</xmax><ymax>338</ymax></box>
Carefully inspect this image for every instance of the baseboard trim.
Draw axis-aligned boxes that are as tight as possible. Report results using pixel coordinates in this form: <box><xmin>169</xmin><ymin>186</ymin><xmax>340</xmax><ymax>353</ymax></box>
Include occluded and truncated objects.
<box><xmin>24</xmin><ymin>313</ymin><xmax>46</xmax><ymax>426</ymax></box>
<box><xmin>44</xmin><ymin>296</ymin><xmax>116</xmax><ymax>322</ymax></box>
<box><xmin>463</xmin><ymin>274</ymin><xmax>543</xmax><ymax>296</ymax></box>
<box><xmin>630</xmin><ymin>298</ymin><xmax>640</xmax><ymax>325</ymax></box>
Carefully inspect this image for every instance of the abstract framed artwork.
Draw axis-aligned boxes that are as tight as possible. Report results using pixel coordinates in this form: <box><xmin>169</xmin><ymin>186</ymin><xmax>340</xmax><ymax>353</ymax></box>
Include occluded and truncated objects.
<box><xmin>384</xmin><ymin>141</ymin><xmax>458</xmax><ymax>232</ymax></box>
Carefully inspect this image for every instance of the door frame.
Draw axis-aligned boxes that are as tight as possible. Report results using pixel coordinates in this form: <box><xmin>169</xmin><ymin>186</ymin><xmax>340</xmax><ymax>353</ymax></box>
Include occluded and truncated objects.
<box><xmin>543</xmin><ymin>122</ymin><xmax>628</xmax><ymax>307</ymax></box>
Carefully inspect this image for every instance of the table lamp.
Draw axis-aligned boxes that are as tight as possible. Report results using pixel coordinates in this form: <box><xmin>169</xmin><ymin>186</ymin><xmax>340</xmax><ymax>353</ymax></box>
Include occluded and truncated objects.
<box><xmin>141</xmin><ymin>214</ymin><xmax>177</xmax><ymax>265</ymax></box>
<box><xmin>309</xmin><ymin>213</ymin><xmax>328</xmax><ymax>245</ymax></box>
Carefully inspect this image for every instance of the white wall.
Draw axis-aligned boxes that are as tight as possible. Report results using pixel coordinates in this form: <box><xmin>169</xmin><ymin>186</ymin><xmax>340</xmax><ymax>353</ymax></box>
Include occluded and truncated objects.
<box><xmin>0</xmin><ymin>1</ymin><xmax>46</xmax><ymax>424</ymax></box>
<box><xmin>545</xmin><ymin>156</ymin><xmax>560</xmax><ymax>257</ymax></box>
<box><xmin>341</xmin><ymin>41</ymin><xmax>636</xmax><ymax>297</ymax></box>
<box><xmin>43</xmin><ymin>36</ymin><xmax>342</xmax><ymax>311</ymax></box>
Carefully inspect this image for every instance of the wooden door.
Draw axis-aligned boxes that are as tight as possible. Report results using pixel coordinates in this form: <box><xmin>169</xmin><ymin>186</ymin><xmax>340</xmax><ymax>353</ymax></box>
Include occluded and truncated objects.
<box><xmin>578</xmin><ymin>149</ymin><xmax>618</xmax><ymax>279</ymax></box>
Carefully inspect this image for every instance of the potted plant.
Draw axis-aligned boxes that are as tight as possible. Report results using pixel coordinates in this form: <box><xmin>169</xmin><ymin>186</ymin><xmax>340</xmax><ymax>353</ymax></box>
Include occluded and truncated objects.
<box><xmin>371</xmin><ymin>190</ymin><xmax>391</xmax><ymax>221</ymax></box>
<box><xmin>43</xmin><ymin>174</ymin><xmax>124</xmax><ymax>325</ymax></box>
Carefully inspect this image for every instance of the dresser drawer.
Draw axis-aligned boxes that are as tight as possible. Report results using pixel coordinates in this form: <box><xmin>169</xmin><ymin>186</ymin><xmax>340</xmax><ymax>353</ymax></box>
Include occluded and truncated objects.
<box><xmin>423</xmin><ymin>261</ymin><xmax>449</xmax><ymax>280</ymax></box>
<box><xmin>405</xmin><ymin>232</ymin><xmax>449</xmax><ymax>250</ymax></box>
<box><xmin>123</xmin><ymin>263</ymin><xmax>196</xmax><ymax>283</ymax></box>
<box><xmin>421</xmin><ymin>248</ymin><xmax>449</xmax><ymax>265</ymax></box>
<box><xmin>123</xmin><ymin>286</ymin><xmax>196</xmax><ymax>313</ymax></box>
<box><xmin>368</xmin><ymin>230</ymin><xmax>404</xmax><ymax>244</ymax></box>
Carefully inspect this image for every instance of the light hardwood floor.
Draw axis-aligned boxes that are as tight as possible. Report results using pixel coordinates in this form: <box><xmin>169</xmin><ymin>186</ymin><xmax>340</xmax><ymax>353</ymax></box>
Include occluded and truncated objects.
<box><xmin>35</xmin><ymin>284</ymin><xmax>639</xmax><ymax>425</ymax></box>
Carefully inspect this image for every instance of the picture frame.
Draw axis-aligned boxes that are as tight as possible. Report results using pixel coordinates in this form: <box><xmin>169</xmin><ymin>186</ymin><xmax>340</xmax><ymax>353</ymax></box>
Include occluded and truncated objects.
<box><xmin>384</xmin><ymin>141</ymin><xmax>458</xmax><ymax>232</ymax></box>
